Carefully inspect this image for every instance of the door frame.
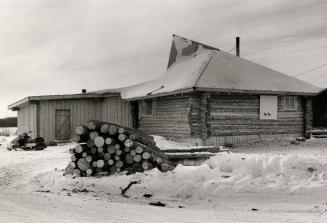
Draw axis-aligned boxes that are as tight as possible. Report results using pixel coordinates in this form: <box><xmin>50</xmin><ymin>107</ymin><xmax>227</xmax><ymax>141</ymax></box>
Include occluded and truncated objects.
<box><xmin>55</xmin><ymin>109</ymin><xmax>71</xmax><ymax>140</ymax></box>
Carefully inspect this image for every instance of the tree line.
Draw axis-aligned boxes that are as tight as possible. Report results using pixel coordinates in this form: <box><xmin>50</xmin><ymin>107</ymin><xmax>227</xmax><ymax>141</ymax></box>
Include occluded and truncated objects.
<box><xmin>0</xmin><ymin>117</ymin><xmax>17</xmax><ymax>127</ymax></box>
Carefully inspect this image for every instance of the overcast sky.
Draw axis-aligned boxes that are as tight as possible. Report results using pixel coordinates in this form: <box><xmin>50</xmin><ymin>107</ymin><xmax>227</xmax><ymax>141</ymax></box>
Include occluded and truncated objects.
<box><xmin>1</xmin><ymin>0</ymin><xmax>327</xmax><ymax>118</ymax></box>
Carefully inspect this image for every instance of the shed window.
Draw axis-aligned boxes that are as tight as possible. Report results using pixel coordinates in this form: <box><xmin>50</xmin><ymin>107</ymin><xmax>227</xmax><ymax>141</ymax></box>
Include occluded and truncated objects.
<box><xmin>140</xmin><ymin>99</ymin><xmax>155</xmax><ymax>117</ymax></box>
<box><xmin>284</xmin><ymin>96</ymin><xmax>297</xmax><ymax>111</ymax></box>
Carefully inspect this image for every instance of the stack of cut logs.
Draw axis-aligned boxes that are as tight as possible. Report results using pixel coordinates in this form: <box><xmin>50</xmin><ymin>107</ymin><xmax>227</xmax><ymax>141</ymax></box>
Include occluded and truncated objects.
<box><xmin>65</xmin><ymin>120</ymin><xmax>175</xmax><ymax>177</ymax></box>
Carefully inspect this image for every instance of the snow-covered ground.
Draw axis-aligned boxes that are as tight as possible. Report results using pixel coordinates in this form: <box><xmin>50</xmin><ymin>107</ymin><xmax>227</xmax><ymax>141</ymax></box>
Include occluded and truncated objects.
<box><xmin>0</xmin><ymin>136</ymin><xmax>327</xmax><ymax>222</ymax></box>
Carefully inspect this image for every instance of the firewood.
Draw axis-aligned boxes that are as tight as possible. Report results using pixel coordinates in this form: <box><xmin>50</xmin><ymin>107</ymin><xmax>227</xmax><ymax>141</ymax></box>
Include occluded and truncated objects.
<box><xmin>124</xmin><ymin>139</ymin><xmax>134</xmax><ymax>148</ymax></box>
<box><xmin>142</xmin><ymin>160</ymin><xmax>153</xmax><ymax>170</ymax></box>
<box><xmin>135</xmin><ymin>146</ymin><xmax>143</xmax><ymax>154</ymax></box>
<box><xmin>118</xmin><ymin>134</ymin><xmax>127</xmax><ymax>142</ymax></box>
<box><xmin>142</xmin><ymin>152</ymin><xmax>151</xmax><ymax>160</ymax></box>
<box><xmin>85</xmin><ymin>155</ymin><xmax>93</xmax><ymax>163</ymax></box>
<box><xmin>73</xmin><ymin>168</ymin><xmax>81</xmax><ymax>176</ymax></box>
<box><xmin>87</xmin><ymin>120</ymin><xmax>108</xmax><ymax>131</ymax></box>
<box><xmin>96</xmin><ymin>160</ymin><xmax>105</xmax><ymax>168</ymax></box>
<box><xmin>67</xmin><ymin>121</ymin><xmax>175</xmax><ymax>177</ymax></box>
<box><xmin>77</xmin><ymin>158</ymin><xmax>90</xmax><ymax>171</ymax></box>
<box><xmin>74</xmin><ymin>144</ymin><xmax>83</xmax><ymax>154</ymax></box>
<box><xmin>133</xmin><ymin>155</ymin><xmax>142</xmax><ymax>162</ymax></box>
<box><xmin>90</xmin><ymin>147</ymin><xmax>97</xmax><ymax>154</ymax></box>
<box><xmin>76</xmin><ymin>125</ymin><xmax>88</xmax><ymax>135</ymax></box>
<box><xmin>71</xmin><ymin>154</ymin><xmax>77</xmax><ymax>161</ymax></box>
<box><xmin>92</xmin><ymin>161</ymin><xmax>98</xmax><ymax>168</ymax></box>
<box><xmin>72</xmin><ymin>134</ymin><xmax>88</xmax><ymax>143</ymax></box>
<box><xmin>108</xmin><ymin>125</ymin><xmax>118</xmax><ymax>135</ymax></box>
<box><xmin>109</xmin><ymin>166</ymin><xmax>116</xmax><ymax>173</ymax></box>
<box><xmin>107</xmin><ymin>145</ymin><xmax>116</xmax><ymax>154</ymax></box>
<box><xmin>125</xmin><ymin>154</ymin><xmax>134</xmax><ymax>165</ymax></box>
<box><xmin>156</xmin><ymin>157</ymin><xmax>163</xmax><ymax>165</ymax></box>
<box><xmin>108</xmin><ymin>159</ymin><xmax>114</xmax><ymax>166</ymax></box>
<box><xmin>89</xmin><ymin>131</ymin><xmax>99</xmax><ymax>140</ymax></box>
<box><xmin>69</xmin><ymin>148</ymin><xmax>74</xmax><ymax>154</ymax></box>
<box><xmin>100</xmin><ymin>123</ymin><xmax>109</xmax><ymax>134</ymax></box>
<box><xmin>69</xmin><ymin>161</ymin><xmax>76</xmax><ymax>168</ymax></box>
<box><xmin>94</xmin><ymin>136</ymin><xmax>105</xmax><ymax>148</ymax></box>
<box><xmin>103</xmin><ymin>153</ymin><xmax>111</xmax><ymax>161</ymax></box>
<box><xmin>64</xmin><ymin>165</ymin><xmax>74</xmax><ymax>175</ymax></box>
<box><xmin>105</xmin><ymin>137</ymin><xmax>114</xmax><ymax>145</ymax></box>
<box><xmin>130</xmin><ymin>150</ymin><xmax>137</xmax><ymax>157</ymax></box>
<box><xmin>86</xmin><ymin>139</ymin><xmax>95</xmax><ymax>148</ymax></box>
<box><xmin>82</xmin><ymin>152</ymin><xmax>87</xmax><ymax>158</ymax></box>
<box><xmin>115</xmin><ymin>160</ymin><xmax>124</xmax><ymax>168</ymax></box>
<box><xmin>97</xmin><ymin>147</ymin><xmax>104</xmax><ymax>153</ymax></box>
<box><xmin>86</xmin><ymin>168</ymin><xmax>93</xmax><ymax>177</ymax></box>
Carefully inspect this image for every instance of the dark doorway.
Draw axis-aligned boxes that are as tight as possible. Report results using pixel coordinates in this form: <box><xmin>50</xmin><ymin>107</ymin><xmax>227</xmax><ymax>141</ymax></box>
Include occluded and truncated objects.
<box><xmin>313</xmin><ymin>91</ymin><xmax>327</xmax><ymax>127</ymax></box>
<box><xmin>55</xmin><ymin>109</ymin><xmax>71</xmax><ymax>140</ymax></box>
<box><xmin>131</xmin><ymin>101</ymin><xmax>139</xmax><ymax>129</ymax></box>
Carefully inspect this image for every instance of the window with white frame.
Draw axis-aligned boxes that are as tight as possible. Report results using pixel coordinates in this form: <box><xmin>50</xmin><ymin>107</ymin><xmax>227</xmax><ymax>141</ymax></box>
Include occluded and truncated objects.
<box><xmin>284</xmin><ymin>96</ymin><xmax>297</xmax><ymax>111</ymax></box>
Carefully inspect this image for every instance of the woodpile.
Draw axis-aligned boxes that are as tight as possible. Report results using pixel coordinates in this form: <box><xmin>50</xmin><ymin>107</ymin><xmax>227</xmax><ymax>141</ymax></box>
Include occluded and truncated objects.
<box><xmin>65</xmin><ymin>120</ymin><xmax>175</xmax><ymax>177</ymax></box>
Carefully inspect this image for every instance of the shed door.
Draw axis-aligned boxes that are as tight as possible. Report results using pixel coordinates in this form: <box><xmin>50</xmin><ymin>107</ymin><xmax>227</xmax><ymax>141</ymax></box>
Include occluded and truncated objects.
<box><xmin>55</xmin><ymin>109</ymin><xmax>71</xmax><ymax>140</ymax></box>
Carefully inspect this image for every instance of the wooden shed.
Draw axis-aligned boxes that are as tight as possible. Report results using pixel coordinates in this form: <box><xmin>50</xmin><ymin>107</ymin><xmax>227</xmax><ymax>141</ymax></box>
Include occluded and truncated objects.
<box><xmin>8</xmin><ymin>92</ymin><xmax>132</xmax><ymax>144</ymax></box>
<box><xmin>114</xmin><ymin>35</ymin><xmax>321</xmax><ymax>146</ymax></box>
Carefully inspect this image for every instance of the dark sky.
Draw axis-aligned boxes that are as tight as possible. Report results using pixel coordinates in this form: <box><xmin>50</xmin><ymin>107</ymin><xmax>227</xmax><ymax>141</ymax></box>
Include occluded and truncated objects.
<box><xmin>1</xmin><ymin>0</ymin><xmax>327</xmax><ymax>117</ymax></box>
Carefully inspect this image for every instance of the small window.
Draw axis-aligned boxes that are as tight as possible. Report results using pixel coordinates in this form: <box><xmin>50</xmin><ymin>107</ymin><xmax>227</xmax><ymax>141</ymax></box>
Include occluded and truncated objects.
<box><xmin>284</xmin><ymin>96</ymin><xmax>297</xmax><ymax>111</ymax></box>
<box><xmin>140</xmin><ymin>99</ymin><xmax>155</xmax><ymax>117</ymax></box>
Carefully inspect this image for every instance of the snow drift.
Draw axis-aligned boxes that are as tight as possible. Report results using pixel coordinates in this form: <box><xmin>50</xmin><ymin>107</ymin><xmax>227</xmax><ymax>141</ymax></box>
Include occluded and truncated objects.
<box><xmin>34</xmin><ymin>151</ymin><xmax>327</xmax><ymax>201</ymax></box>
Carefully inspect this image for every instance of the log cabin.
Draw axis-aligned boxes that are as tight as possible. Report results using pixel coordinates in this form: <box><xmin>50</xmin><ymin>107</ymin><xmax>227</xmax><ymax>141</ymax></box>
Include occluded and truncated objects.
<box><xmin>118</xmin><ymin>35</ymin><xmax>323</xmax><ymax>145</ymax></box>
<box><xmin>8</xmin><ymin>35</ymin><xmax>323</xmax><ymax>145</ymax></box>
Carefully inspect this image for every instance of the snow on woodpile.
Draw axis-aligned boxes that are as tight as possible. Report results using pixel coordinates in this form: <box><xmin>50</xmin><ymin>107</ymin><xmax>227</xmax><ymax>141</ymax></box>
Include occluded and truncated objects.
<box><xmin>34</xmin><ymin>152</ymin><xmax>327</xmax><ymax>201</ymax></box>
<box><xmin>152</xmin><ymin>135</ymin><xmax>192</xmax><ymax>150</ymax></box>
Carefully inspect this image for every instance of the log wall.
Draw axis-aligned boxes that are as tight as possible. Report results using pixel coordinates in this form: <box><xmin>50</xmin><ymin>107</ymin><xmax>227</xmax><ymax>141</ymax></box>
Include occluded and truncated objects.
<box><xmin>138</xmin><ymin>95</ymin><xmax>191</xmax><ymax>138</ymax></box>
<box><xmin>208</xmin><ymin>93</ymin><xmax>305</xmax><ymax>137</ymax></box>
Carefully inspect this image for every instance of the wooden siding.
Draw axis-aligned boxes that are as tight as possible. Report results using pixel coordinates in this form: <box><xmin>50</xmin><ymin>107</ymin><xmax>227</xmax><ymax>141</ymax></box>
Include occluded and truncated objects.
<box><xmin>38</xmin><ymin>99</ymin><xmax>102</xmax><ymax>143</ymax></box>
<box><xmin>100</xmin><ymin>96</ymin><xmax>132</xmax><ymax>128</ymax></box>
<box><xmin>208</xmin><ymin>93</ymin><xmax>305</xmax><ymax>137</ymax></box>
<box><xmin>138</xmin><ymin>95</ymin><xmax>191</xmax><ymax>138</ymax></box>
<box><xmin>35</xmin><ymin>95</ymin><xmax>132</xmax><ymax>143</ymax></box>
<box><xmin>17</xmin><ymin>104</ymin><xmax>37</xmax><ymax>138</ymax></box>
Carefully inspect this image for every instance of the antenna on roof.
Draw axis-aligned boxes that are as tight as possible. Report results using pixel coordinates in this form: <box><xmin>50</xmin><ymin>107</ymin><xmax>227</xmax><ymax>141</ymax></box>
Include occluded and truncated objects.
<box><xmin>236</xmin><ymin>37</ymin><xmax>240</xmax><ymax>57</ymax></box>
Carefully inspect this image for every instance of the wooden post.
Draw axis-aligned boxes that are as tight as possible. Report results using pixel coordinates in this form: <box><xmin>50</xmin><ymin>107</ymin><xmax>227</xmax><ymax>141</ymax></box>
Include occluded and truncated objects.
<box><xmin>200</xmin><ymin>93</ymin><xmax>211</xmax><ymax>144</ymax></box>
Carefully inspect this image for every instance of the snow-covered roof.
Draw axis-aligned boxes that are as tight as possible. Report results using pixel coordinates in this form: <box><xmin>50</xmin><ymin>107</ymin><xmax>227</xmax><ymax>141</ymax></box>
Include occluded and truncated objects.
<box><xmin>119</xmin><ymin>35</ymin><xmax>322</xmax><ymax>100</ymax></box>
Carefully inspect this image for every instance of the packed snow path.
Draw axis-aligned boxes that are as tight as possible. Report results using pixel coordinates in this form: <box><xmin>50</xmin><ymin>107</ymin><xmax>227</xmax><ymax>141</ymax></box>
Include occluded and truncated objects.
<box><xmin>0</xmin><ymin>138</ymin><xmax>327</xmax><ymax>222</ymax></box>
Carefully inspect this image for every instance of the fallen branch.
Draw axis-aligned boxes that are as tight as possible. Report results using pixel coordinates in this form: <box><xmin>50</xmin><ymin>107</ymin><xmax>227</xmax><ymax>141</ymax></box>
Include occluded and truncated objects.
<box><xmin>120</xmin><ymin>181</ymin><xmax>139</xmax><ymax>198</ymax></box>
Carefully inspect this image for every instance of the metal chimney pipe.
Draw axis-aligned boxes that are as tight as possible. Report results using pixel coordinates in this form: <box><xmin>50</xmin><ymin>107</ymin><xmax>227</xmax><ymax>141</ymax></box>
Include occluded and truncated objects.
<box><xmin>82</xmin><ymin>89</ymin><xmax>87</xmax><ymax>94</ymax></box>
<box><xmin>236</xmin><ymin>37</ymin><xmax>240</xmax><ymax>57</ymax></box>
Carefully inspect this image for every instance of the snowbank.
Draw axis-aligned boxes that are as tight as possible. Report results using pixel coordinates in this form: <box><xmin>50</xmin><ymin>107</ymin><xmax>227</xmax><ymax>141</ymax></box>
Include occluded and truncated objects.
<box><xmin>153</xmin><ymin>135</ymin><xmax>192</xmax><ymax>150</ymax></box>
<box><xmin>33</xmin><ymin>152</ymin><xmax>327</xmax><ymax>202</ymax></box>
